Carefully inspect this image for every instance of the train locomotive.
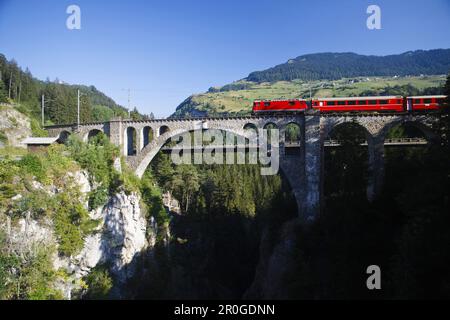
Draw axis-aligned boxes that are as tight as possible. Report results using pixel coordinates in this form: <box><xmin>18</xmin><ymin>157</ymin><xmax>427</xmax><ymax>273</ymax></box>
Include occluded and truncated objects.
<box><xmin>252</xmin><ymin>95</ymin><xmax>447</xmax><ymax>114</ymax></box>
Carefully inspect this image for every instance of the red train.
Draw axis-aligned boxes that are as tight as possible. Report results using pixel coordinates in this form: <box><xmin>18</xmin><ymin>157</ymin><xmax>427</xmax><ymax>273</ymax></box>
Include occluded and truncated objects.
<box><xmin>252</xmin><ymin>95</ymin><xmax>447</xmax><ymax>114</ymax></box>
<box><xmin>252</xmin><ymin>99</ymin><xmax>309</xmax><ymax>113</ymax></box>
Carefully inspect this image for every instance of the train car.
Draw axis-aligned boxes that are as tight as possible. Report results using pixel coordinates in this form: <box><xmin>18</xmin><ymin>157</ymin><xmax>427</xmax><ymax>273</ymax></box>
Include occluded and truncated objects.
<box><xmin>407</xmin><ymin>95</ymin><xmax>447</xmax><ymax>111</ymax></box>
<box><xmin>312</xmin><ymin>96</ymin><xmax>404</xmax><ymax>112</ymax></box>
<box><xmin>252</xmin><ymin>99</ymin><xmax>308</xmax><ymax>114</ymax></box>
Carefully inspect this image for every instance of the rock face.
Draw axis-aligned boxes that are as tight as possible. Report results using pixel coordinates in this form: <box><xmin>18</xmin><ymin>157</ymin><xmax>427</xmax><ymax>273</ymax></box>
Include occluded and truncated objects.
<box><xmin>102</xmin><ymin>192</ymin><xmax>147</xmax><ymax>284</ymax></box>
<box><xmin>162</xmin><ymin>191</ymin><xmax>181</xmax><ymax>214</ymax></box>
<box><xmin>0</xmin><ymin>104</ymin><xmax>32</xmax><ymax>148</ymax></box>
<box><xmin>2</xmin><ymin>171</ymin><xmax>148</xmax><ymax>299</ymax></box>
<box><xmin>5</xmin><ymin>213</ymin><xmax>54</xmax><ymax>254</ymax></box>
<box><xmin>54</xmin><ymin>191</ymin><xmax>148</xmax><ymax>298</ymax></box>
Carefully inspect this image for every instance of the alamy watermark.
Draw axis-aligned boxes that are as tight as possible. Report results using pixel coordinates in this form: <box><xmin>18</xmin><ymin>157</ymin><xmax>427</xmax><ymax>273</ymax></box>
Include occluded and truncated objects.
<box><xmin>66</xmin><ymin>5</ymin><xmax>81</xmax><ymax>30</ymax></box>
<box><xmin>168</xmin><ymin>128</ymin><xmax>280</xmax><ymax>176</ymax></box>
<box><xmin>367</xmin><ymin>5</ymin><xmax>381</xmax><ymax>30</ymax></box>
<box><xmin>366</xmin><ymin>265</ymin><xmax>381</xmax><ymax>290</ymax></box>
<box><xmin>65</xmin><ymin>5</ymin><xmax>380</xmax><ymax>31</ymax></box>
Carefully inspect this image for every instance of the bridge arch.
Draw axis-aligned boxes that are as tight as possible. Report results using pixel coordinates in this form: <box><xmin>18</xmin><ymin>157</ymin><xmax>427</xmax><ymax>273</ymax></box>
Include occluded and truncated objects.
<box><xmin>379</xmin><ymin>119</ymin><xmax>437</xmax><ymax>143</ymax></box>
<box><xmin>243</xmin><ymin>123</ymin><xmax>258</xmax><ymax>131</ymax></box>
<box><xmin>284</xmin><ymin>122</ymin><xmax>302</xmax><ymax>143</ymax></box>
<box><xmin>263</xmin><ymin>122</ymin><xmax>278</xmax><ymax>130</ymax></box>
<box><xmin>158</xmin><ymin>125</ymin><xmax>170</xmax><ymax>137</ymax></box>
<box><xmin>86</xmin><ymin>129</ymin><xmax>103</xmax><ymax>142</ymax></box>
<box><xmin>141</xmin><ymin>126</ymin><xmax>154</xmax><ymax>150</ymax></box>
<box><xmin>124</xmin><ymin>126</ymin><xmax>138</xmax><ymax>156</ymax></box>
<box><xmin>284</xmin><ymin>122</ymin><xmax>302</xmax><ymax>156</ymax></box>
<box><xmin>57</xmin><ymin>130</ymin><xmax>72</xmax><ymax>144</ymax></box>
<box><xmin>325</xmin><ymin>120</ymin><xmax>371</xmax><ymax>142</ymax></box>
<box><xmin>133</xmin><ymin>125</ymin><xmax>257</xmax><ymax>178</ymax></box>
<box><xmin>243</xmin><ymin>123</ymin><xmax>258</xmax><ymax>145</ymax></box>
<box><xmin>323</xmin><ymin>121</ymin><xmax>371</xmax><ymax>201</ymax></box>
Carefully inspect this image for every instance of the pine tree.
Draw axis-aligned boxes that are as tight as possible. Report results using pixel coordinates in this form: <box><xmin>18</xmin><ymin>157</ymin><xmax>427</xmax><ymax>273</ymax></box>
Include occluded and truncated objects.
<box><xmin>0</xmin><ymin>78</ymin><xmax>7</xmax><ymax>102</ymax></box>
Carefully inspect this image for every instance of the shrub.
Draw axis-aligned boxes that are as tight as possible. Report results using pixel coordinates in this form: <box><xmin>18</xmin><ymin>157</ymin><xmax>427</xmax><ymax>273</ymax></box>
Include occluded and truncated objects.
<box><xmin>0</xmin><ymin>131</ymin><xmax>7</xmax><ymax>144</ymax></box>
<box><xmin>67</xmin><ymin>133</ymin><xmax>121</xmax><ymax>191</ymax></box>
<box><xmin>0</xmin><ymin>237</ymin><xmax>63</xmax><ymax>300</ymax></box>
<box><xmin>88</xmin><ymin>186</ymin><xmax>109</xmax><ymax>210</ymax></box>
<box><xmin>30</xmin><ymin>118</ymin><xmax>48</xmax><ymax>137</ymax></box>
<box><xmin>53</xmin><ymin>191</ymin><xmax>96</xmax><ymax>257</ymax></box>
<box><xmin>82</xmin><ymin>265</ymin><xmax>113</xmax><ymax>299</ymax></box>
<box><xmin>19</xmin><ymin>154</ymin><xmax>47</xmax><ymax>182</ymax></box>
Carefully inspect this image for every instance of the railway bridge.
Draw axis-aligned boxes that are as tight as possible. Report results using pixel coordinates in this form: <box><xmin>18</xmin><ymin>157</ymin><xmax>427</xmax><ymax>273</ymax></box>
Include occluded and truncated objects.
<box><xmin>45</xmin><ymin>113</ymin><xmax>439</xmax><ymax>220</ymax></box>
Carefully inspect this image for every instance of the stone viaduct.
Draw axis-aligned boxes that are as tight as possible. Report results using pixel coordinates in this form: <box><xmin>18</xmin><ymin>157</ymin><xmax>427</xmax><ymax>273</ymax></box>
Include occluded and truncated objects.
<box><xmin>45</xmin><ymin>113</ymin><xmax>438</xmax><ymax>221</ymax></box>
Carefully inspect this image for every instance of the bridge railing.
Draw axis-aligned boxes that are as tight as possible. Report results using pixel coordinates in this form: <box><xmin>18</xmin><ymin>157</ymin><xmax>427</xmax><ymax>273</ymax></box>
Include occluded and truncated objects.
<box><xmin>157</xmin><ymin>138</ymin><xmax>427</xmax><ymax>151</ymax></box>
<box><xmin>323</xmin><ymin>138</ymin><xmax>428</xmax><ymax>146</ymax></box>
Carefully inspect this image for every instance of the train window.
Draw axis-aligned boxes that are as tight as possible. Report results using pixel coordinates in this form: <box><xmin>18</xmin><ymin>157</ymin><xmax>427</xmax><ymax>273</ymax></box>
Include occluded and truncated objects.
<box><xmin>368</xmin><ymin>100</ymin><xmax>377</xmax><ymax>105</ymax></box>
<box><xmin>254</xmin><ymin>102</ymin><xmax>260</xmax><ymax>107</ymax></box>
<box><xmin>379</xmin><ymin>100</ymin><xmax>388</xmax><ymax>105</ymax></box>
<box><xmin>414</xmin><ymin>99</ymin><xmax>421</xmax><ymax>104</ymax></box>
<box><xmin>397</xmin><ymin>99</ymin><xmax>402</xmax><ymax>104</ymax></box>
<box><xmin>348</xmin><ymin>101</ymin><xmax>356</xmax><ymax>105</ymax></box>
<box><xmin>358</xmin><ymin>100</ymin><xmax>366</xmax><ymax>105</ymax></box>
<box><xmin>337</xmin><ymin>101</ymin><xmax>345</xmax><ymax>105</ymax></box>
<box><xmin>289</xmin><ymin>101</ymin><xmax>296</xmax><ymax>106</ymax></box>
<box><xmin>424</xmin><ymin>99</ymin><xmax>432</xmax><ymax>104</ymax></box>
<box><xmin>264</xmin><ymin>102</ymin><xmax>270</xmax><ymax>107</ymax></box>
<box><xmin>327</xmin><ymin>101</ymin><xmax>336</xmax><ymax>106</ymax></box>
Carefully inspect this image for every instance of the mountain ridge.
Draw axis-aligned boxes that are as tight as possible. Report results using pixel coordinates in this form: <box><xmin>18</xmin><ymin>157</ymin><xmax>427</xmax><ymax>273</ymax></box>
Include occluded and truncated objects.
<box><xmin>245</xmin><ymin>49</ymin><xmax>450</xmax><ymax>83</ymax></box>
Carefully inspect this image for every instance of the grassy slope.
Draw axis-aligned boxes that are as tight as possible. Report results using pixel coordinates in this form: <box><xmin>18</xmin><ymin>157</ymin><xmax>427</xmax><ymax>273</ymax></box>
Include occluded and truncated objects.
<box><xmin>172</xmin><ymin>75</ymin><xmax>446</xmax><ymax>117</ymax></box>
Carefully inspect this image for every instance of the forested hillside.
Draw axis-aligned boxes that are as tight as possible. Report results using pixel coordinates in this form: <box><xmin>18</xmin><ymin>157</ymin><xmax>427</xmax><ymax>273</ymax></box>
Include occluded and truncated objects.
<box><xmin>246</xmin><ymin>49</ymin><xmax>450</xmax><ymax>83</ymax></box>
<box><xmin>0</xmin><ymin>54</ymin><xmax>147</xmax><ymax>128</ymax></box>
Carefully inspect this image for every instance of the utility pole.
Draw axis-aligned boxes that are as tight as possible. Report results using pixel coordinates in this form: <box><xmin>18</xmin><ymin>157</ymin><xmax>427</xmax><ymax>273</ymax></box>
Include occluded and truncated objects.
<box><xmin>42</xmin><ymin>94</ymin><xmax>45</xmax><ymax>126</ymax></box>
<box><xmin>122</xmin><ymin>88</ymin><xmax>139</xmax><ymax>119</ymax></box>
<box><xmin>127</xmin><ymin>88</ymin><xmax>131</xmax><ymax>118</ymax></box>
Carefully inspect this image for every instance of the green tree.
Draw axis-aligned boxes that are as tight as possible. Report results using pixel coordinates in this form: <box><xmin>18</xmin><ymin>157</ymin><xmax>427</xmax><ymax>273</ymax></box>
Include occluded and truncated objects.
<box><xmin>0</xmin><ymin>78</ymin><xmax>7</xmax><ymax>102</ymax></box>
<box><xmin>82</xmin><ymin>266</ymin><xmax>113</xmax><ymax>300</ymax></box>
<box><xmin>170</xmin><ymin>165</ymin><xmax>200</xmax><ymax>213</ymax></box>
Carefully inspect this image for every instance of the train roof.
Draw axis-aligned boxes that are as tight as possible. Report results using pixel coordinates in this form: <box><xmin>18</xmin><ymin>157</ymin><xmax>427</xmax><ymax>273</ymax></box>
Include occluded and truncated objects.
<box><xmin>315</xmin><ymin>96</ymin><xmax>402</xmax><ymax>101</ymax></box>
<box><xmin>407</xmin><ymin>95</ymin><xmax>447</xmax><ymax>99</ymax></box>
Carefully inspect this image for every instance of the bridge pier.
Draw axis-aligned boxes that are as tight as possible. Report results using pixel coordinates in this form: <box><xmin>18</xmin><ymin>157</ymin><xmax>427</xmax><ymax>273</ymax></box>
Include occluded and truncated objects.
<box><xmin>279</xmin><ymin>127</ymin><xmax>286</xmax><ymax>157</ymax></box>
<box><xmin>302</xmin><ymin>115</ymin><xmax>322</xmax><ymax>220</ymax></box>
<box><xmin>108</xmin><ymin>118</ymin><xmax>123</xmax><ymax>148</ymax></box>
<box><xmin>367</xmin><ymin>134</ymin><xmax>385</xmax><ymax>202</ymax></box>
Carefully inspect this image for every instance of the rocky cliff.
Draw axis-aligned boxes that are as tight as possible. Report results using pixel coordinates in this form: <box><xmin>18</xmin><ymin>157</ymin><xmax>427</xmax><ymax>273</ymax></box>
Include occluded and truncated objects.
<box><xmin>0</xmin><ymin>104</ymin><xmax>31</xmax><ymax>148</ymax></box>
<box><xmin>1</xmin><ymin>169</ymin><xmax>149</xmax><ymax>299</ymax></box>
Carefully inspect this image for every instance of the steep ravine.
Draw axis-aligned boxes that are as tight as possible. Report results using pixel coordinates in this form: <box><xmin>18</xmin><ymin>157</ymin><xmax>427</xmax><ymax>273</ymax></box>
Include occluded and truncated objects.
<box><xmin>126</xmin><ymin>194</ymin><xmax>299</xmax><ymax>300</ymax></box>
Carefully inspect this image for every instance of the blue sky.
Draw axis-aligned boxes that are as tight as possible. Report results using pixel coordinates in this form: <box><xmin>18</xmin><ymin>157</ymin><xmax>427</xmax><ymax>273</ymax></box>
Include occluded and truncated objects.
<box><xmin>1</xmin><ymin>0</ymin><xmax>449</xmax><ymax>117</ymax></box>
